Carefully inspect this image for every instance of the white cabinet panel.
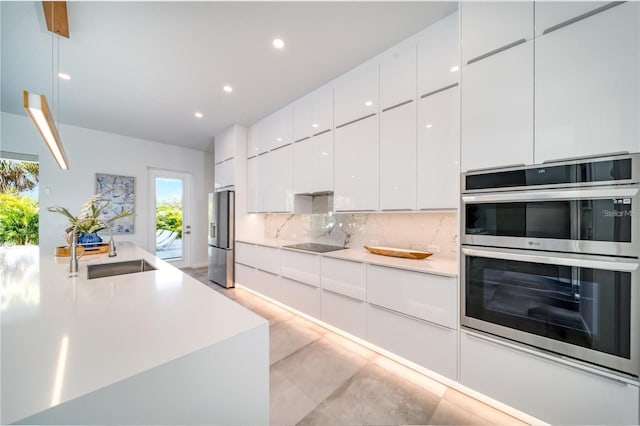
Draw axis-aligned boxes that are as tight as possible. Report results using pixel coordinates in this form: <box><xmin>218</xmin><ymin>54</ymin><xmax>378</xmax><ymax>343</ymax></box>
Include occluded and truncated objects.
<box><xmin>235</xmin><ymin>242</ymin><xmax>256</xmax><ymax>267</ymax></box>
<box><xmin>247</xmin><ymin>156</ymin><xmax>262</xmax><ymax>213</ymax></box>
<box><xmin>460</xmin><ymin>331</ymin><xmax>640</xmax><ymax>425</ymax></box>
<box><xmin>252</xmin><ymin>269</ymin><xmax>282</xmax><ymax>301</ymax></box>
<box><xmin>417</xmin><ymin>86</ymin><xmax>460</xmax><ymax>210</ymax></box>
<box><xmin>321</xmin><ymin>290</ymin><xmax>366</xmax><ymax>339</ymax></box>
<box><xmin>293</xmin><ymin>131</ymin><xmax>334</xmax><ymax>194</ymax></box>
<box><xmin>262</xmin><ymin>146</ymin><xmax>294</xmax><ymax>213</ymax></box>
<box><xmin>534</xmin><ymin>1</ymin><xmax>608</xmax><ymax>36</ymax></box>
<box><xmin>214</xmin><ymin>126</ymin><xmax>235</xmax><ymax>163</ymax></box>
<box><xmin>235</xmin><ymin>263</ymin><xmax>255</xmax><ymax>287</ymax></box>
<box><xmin>334</xmin><ymin>62</ymin><xmax>379</xmax><ymax>126</ymax></box>
<box><xmin>534</xmin><ymin>2</ymin><xmax>639</xmax><ymax>163</ymax></box>
<box><xmin>293</xmin><ymin>94</ymin><xmax>313</xmax><ymax>142</ymax></box>
<box><xmin>417</xmin><ymin>11</ymin><xmax>459</xmax><ymax>96</ymax></box>
<box><xmin>280</xmin><ymin>250</ymin><xmax>320</xmax><ymax>287</ymax></box>
<box><xmin>380</xmin><ymin>102</ymin><xmax>416</xmax><ymax>211</ymax></box>
<box><xmin>269</xmin><ymin>106</ymin><xmax>293</xmax><ymax>151</ymax></box>
<box><xmin>461</xmin><ymin>40</ymin><xmax>534</xmax><ymax>172</ymax></box>
<box><xmin>248</xmin><ymin>119</ymin><xmax>269</xmax><ymax>157</ymax></box>
<box><xmin>311</xmin><ymin>85</ymin><xmax>333</xmax><ymax>134</ymax></box>
<box><xmin>280</xmin><ymin>277</ymin><xmax>321</xmax><ymax>318</ymax></box>
<box><xmin>214</xmin><ymin>159</ymin><xmax>234</xmax><ymax>190</ymax></box>
<box><xmin>367</xmin><ymin>265</ymin><xmax>457</xmax><ymax>329</ymax></box>
<box><xmin>254</xmin><ymin>245</ymin><xmax>280</xmax><ymax>275</ymax></box>
<box><xmin>334</xmin><ymin>115</ymin><xmax>379</xmax><ymax>211</ymax></box>
<box><xmin>379</xmin><ymin>39</ymin><xmax>416</xmax><ymax>109</ymax></box>
<box><xmin>367</xmin><ymin>304</ymin><xmax>457</xmax><ymax>379</ymax></box>
<box><xmin>320</xmin><ymin>257</ymin><xmax>366</xmax><ymax>301</ymax></box>
<box><xmin>461</xmin><ymin>1</ymin><xmax>533</xmax><ymax>64</ymax></box>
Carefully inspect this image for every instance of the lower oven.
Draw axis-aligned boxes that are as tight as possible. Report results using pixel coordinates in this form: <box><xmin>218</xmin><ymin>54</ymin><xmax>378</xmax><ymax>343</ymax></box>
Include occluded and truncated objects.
<box><xmin>461</xmin><ymin>245</ymin><xmax>639</xmax><ymax>376</ymax></box>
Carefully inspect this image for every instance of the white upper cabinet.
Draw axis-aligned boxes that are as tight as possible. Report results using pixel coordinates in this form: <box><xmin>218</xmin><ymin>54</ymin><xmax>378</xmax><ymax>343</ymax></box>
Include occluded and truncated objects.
<box><xmin>268</xmin><ymin>106</ymin><xmax>293</xmax><ymax>151</ymax></box>
<box><xmin>214</xmin><ymin>126</ymin><xmax>235</xmax><ymax>163</ymax></box>
<box><xmin>534</xmin><ymin>2</ymin><xmax>639</xmax><ymax>163</ymax></box>
<box><xmin>214</xmin><ymin>159</ymin><xmax>234</xmax><ymax>191</ymax></box>
<box><xmin>248</xmin><ymin>119</ymin><xmax>269</xmax><ymax>157</ymax></box>
<box><xmin>247</xmin><ymin>156</ymin><xmax>262</xmax><ymax>213</ymax></box>
<box><xmin>461</xmin><ymin>40</ymin><xmax>534</xmax><ymax>172</ymax></box>
<box><xmin>417</xmin><ymin>11</ymin><xmax>459</xmax><ymax>96</ymax></box>
<box><xmin>380</xmin><ymin>102</ymin><xmax>416</xmax><ymax>211</ymax></box>
<box><xmin>417</xmin><ymin>86</ymin><xmax>460</xmax><ymax>210</ymax></box>
<box><xmin>379</xmin><ymin>38</ymin><xmax>416</xmax><ymax>109</ymax></box>
<box><xmin>334</xmin><ymin>115</ymin><xmax>379</xmax><ymax>211</ymax></box>
<box><xmin>293</xmin><ymin>85</ymin><xmax>334</xmax><ymax>141</ymax></box>
<box><xmin>534</xmin><ymin>1</ymin><xmax>608</xmax><ymax>36</ymax></box>
<box><xmin>294</xmin><ymin>130</ymin><xmax>334</xmax><ymax>195</ymax></box>
<box><xmin>334</xmin><ymin>61</ymin><xmax>379</xmax><ymax>127</ymax></box>
<box><xmin>461</xmin><ymin>1</ymin><xmax>533</xmax><ymax>65</ymax></box>
<box><xmin>262</xmin><ymin>145</ymin><xmax>294</xmax><ymax>213</ymax></box>
<box><xmin>293</xmin><ymin>139</ymin><xmax>314</xmax><ymax>194</ymax></box>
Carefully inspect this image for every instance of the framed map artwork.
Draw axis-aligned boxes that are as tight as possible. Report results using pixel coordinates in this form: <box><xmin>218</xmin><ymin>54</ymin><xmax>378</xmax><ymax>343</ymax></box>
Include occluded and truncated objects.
<box><xmin>96</xmin><ymin>173</ymin><xmax>135</xmax><ymax>234</ymax></box>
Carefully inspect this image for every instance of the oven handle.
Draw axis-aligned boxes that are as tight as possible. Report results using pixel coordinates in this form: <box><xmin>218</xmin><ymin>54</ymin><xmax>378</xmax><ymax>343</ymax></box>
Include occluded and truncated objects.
<box><xmin>462</xmin><ymin>187</ymin><xmax>638</xmax><ymax>203</ymax></box>
<box><xmin>462</xmin><ymin>247</ymin><xmax>639</xmax><ymax>272</ymax></box>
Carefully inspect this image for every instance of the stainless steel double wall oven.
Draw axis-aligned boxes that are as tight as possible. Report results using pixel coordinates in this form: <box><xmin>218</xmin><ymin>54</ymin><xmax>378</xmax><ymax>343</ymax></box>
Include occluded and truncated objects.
<box><xmin>461</xmin><ymin>154</ymin><xmax>640</xmax><ymax>377</ymax></box>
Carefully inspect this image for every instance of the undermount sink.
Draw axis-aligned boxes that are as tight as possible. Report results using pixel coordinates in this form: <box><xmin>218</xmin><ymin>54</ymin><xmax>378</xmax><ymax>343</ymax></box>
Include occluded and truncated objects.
<box><xmin>87</xmin><ymin>259</ymin><xmax>157</xmax><ymax>280</ymax></box>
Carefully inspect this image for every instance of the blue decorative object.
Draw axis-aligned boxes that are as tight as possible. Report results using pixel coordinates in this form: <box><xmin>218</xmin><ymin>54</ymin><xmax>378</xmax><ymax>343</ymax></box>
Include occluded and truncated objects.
<box><xmin>77</xmin><ymin>232</ymin><xmax>103</xmax><ymax>248</ymax></box>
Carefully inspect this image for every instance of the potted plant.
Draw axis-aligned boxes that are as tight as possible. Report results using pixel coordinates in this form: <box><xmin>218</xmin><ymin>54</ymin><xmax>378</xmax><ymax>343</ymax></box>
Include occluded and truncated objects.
<box><xmin>48</xmin><ymin>194</ymin><xmax>133</xmax><ymax>247</ymax></box>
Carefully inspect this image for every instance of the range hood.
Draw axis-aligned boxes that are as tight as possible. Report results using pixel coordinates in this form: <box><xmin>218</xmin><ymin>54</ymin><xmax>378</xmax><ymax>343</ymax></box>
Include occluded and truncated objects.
<box><xmin>293</xmin><ymin>192</ymin><xmax>333</xmax><ymax>214</ymax></box>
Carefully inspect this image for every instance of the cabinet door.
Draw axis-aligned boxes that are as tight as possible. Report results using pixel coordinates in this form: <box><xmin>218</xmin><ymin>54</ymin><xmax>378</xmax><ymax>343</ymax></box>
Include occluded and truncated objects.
<box><xmin>236</xmin><ymin>263</ymin><xmax>255</xmax><ymax>288</ymax></box>
<box><xmin>252</xmin><ymin>269</ymin><xmax>282</xmax><ymax>301</ymax></box>
<box><xmin>280</xmin><ymin>277</ymin><xmax>321</xmax><ymax>318</ymax></box>
<box><xmin>380</xmin><ymin>102</ymin><xmax>416</xmax><ymax>211</ymax></box>
<box><xmin>247</xmin><ymin>156</ymin><xmax>262</xmax><ymax>213</ymax></box>
<box><xmin>320</xmin><ymin>257</ymin><xmax>366</xmax><ymax>301</ymax></box>
<box><xmin>293</xmin><ymin>138</ymin><xmax>314</xmax><ymax>194</ymax></box>
<box><xmin>534</xmin><ymin>1</ymin><xmax>608</xmax><ymax>36</ymax></box>
<box><xmin>254</xmin><ymin>245</ymin><xmax>280</xmax><ymax>275</ymax></box>
<box><xmin>379</xmin><ymin>39</ymin><xmax>416</xmax><ymax>110</ymax></box>
<box><xmin>293</xmin><ymin>94</ymin><xmax>313</xmax><ymax>142</ymax></box>
<box><xmin>461</xmin><ymin>331</ymin><xmax>640</xmax><ymax>425</ymax></box>
<box><xmin>534</xmin><ymin>2</ymin><xmax>639</xmax><ymax>163</ymax></box>
<box><xmin>461</xmin><ymin>1</ymin><xmax>533</xmax><ymax>65</ymax></box>
<box><xmin>262</xmin><ymin>146</ymin><xmax>293</xmax><ymax>213</ymax></box>
<box><xmin>270</xmin><ymin>106</ymin><xmax>293</xmax><ymax>150</ymax></box>
<box><xmin>417</xmin><ymin>86</ymin><xmax>459</xmax><ymax>210</ymax></box>
<box><xmin>312</xmin><ymin>131</ymin><xmax>333</xmax><ymax>192</ymax></box>
<box><xmin>248</xmin><ymin>119</ymin><xmax>269</xmax><ymax>157</ymax></box>
<box><xmin>334</xmin><ymin>115</ymin><xmax>379</xmax><ymax>211</ymax></box>
<box><xmin>417</xmin><ymin>11</ymin><xmax>459</xmax><ymax>97</ymax></box>
<box><xmin>334</xmin><ymin>61</ymin><xmax>379</xmax><ymax>127</ymax></box>
<box><xmin>214</xmin><ymin>126</ymin><xmax>235</xmax><ymax>163</ymax></box>
<box><xmin>311</xmin><ymin>85</ymin><xmax>333</xmax><ymax>134</ymax></box>
<box><xmin>280</xmin><ymin>250</ymin><xmax>320</xmax><ymax>287</ymax></box>
<box><xmin>236</xmin><ymin>242</ymin><xmax>256</xmax><ymax>267</ymax></box>
<box><xmin>214</xmin><ymin>159</ymin><xmax>234</xmax><ymax>190</ymax></box>
<box><xmin>321</xmin><ymin>290</ymin><xmax>366</xmax><ymax>339</ymax></box>
<box><xmin>461</xmin><ymin>40</ymin><xmax>533</xmax><ymax>172</ymax></box>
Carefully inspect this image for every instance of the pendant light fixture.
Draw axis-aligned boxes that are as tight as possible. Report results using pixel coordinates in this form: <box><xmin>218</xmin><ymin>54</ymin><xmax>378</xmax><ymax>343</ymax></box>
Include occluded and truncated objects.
<box><xmin>24</xmin><ymin>1</ymin><xmax>69</xmax><ymax>170</ymax></box>
<box><xmin>23</xmin><ymin>90</ymin><xmax>69</xmax><ymax>170</ymax></box>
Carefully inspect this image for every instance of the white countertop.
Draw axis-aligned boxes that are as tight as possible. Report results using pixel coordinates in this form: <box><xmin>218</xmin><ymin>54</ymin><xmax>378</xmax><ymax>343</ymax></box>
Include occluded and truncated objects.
<box><xmin>0</xmin><ymin>242</ymin><xmax>267</xmax><ymax>424</ymax></box>
<box><xmin>236</xmin><ymin>238</ymin><xmax>458</xmax><ymax>277</ymax></box>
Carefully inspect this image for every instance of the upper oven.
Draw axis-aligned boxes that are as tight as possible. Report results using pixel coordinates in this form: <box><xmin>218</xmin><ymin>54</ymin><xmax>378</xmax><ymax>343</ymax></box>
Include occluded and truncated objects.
<box><xmin>462</xmin><ymin>153</ymin><xmax>640</xmax><ymax>257</ymax></box>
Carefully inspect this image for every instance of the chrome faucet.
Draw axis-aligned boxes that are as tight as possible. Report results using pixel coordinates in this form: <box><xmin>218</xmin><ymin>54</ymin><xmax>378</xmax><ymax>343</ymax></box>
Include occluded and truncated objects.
<box><xmin>69</xmin><ymin>218</ymin><xmax>117</xmax><ymax>276</ymax></box>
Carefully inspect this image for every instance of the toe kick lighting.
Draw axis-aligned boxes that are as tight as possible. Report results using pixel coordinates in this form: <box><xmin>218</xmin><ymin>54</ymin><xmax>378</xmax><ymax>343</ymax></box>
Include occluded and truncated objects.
<box><xmin>23</xmin><ymin>90</ymin><xmax>69</xmax><ymax>170</ymax></box>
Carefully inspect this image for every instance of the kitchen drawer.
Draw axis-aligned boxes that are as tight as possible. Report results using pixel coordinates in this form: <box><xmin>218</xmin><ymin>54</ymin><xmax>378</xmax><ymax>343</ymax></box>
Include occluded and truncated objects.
<box><xmin>280</xmin><ymin>250</ymin><xmax>320</xmax><ymax>287</ymax></box>
<box><xmin>367</xmin><ymin>265</ymin><xmax>457</xmax><ymax>329</ymax></box>
<box><xmin>251</xmin><ymin>269</ymin><xmax>281</xmax><ymax>301</ymax></box>
<box><xmin>320</xmin><ymin>257</ymin><xmax>366</xmax><ymax>301</ymax></box>
<box><xmin>460</xmin><ymin>331</ymin><xmax>640</xmax><ymax>425</ymax></box>
<box><xmin>235</xmin><ymin>263</ymin><xmax>255</xmax><ymax>287</ymax></box>
<box><xmin>254</xmin><ymin>245</ymin><xmax>280</xmax><ymax>275</ymax></box>
<box><xmin>321</xmin><ymin>289</ymin><xmax>366</xmax><ymax>339</ymax></box>
<box><xmin>235</xmin><ymin>242</ymin><xmax>256</xmax><ymax>267</ymax></box>
<box><xmin>280</xmin><ymin>277</ymin><xmax>321</xmax><ymax>318</ymax></box>
<box><xmin>367</xmin><ymin>303</ymin><xmax>457</xmax><ymax>379</ymax></box>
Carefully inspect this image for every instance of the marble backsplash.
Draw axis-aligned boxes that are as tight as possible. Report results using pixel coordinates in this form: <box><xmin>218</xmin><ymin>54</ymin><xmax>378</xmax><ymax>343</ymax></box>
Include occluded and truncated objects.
<box><xmin>263</xmin><ymin>211</ymin><xmax>458</xmax><ymax>257</ymax></box>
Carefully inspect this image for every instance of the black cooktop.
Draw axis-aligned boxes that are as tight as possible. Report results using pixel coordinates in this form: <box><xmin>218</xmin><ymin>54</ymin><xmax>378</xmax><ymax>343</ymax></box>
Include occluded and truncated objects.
<box><xmin>283</xmin><ymin>243</ymin><xmax>345</xmax><ymax>253</ymax></box>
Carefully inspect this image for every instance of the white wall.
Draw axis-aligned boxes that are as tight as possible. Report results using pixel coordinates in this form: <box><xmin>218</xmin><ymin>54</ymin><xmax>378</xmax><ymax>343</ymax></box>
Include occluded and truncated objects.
<box><xmin>1</xmin><ymin>112</ymin><xmax>209</xmax><ymax>267</ymax></box>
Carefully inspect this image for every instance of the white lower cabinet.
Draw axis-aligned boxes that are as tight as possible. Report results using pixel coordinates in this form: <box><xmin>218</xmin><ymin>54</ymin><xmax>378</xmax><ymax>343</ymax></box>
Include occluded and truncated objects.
<box><xmin>280</xmin><ymin>277</ymin><xmax>321</xmax><ymax>318</ymax></box>
<box><xmin>321</xmin><ymin>289</ymin><xmax>366</xmax><ymax>339</ymax></box>
<box><xmin>367</xmin><ymin>303</ymin><xmax>457</xmax><ymax>379</ymax></box>
<box><xmin>252</xmin><ymin>269</ymin><xmax>281</xmax><ymax>301</ymax></box>
<box><xmin>367</xmin><ymin>265</ymin><xmax>457</xmax><ymax>329</ymax></box>
<box><xmin>254</xmin><ymin>245</ymin><xmax>280</xmax><ymax>275</ymax></box>
<box><xmin>235</xmin><ymin>242</ymin><xmax>256</xmax><ymax>267</ymax></box>
<box><xmin>280</xmin><ymin>250</ymin><xmax>320</xmax><ymax>287</ymax></box>
<box><xmin>460</xmin><ymin>331</ymin><xmax>640</xmax><ymax>425</ymax></box>
<box><xmin>320</xmin><ymin>257</ymin><xmax>366</xmax><ymax>301</ymax></box>
<box><xmin>235</xmin><ymin>263</ymin><xmax>255</xmax><ymax>287</ymax></box>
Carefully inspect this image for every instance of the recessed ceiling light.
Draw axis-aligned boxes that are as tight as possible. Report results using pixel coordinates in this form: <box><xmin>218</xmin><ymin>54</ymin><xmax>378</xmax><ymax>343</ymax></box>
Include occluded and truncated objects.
<box><xmin>195</xmin><ymin>112</ymin><xmax>203</xmax><ymax>118</ymax></box>
<box><xmin>57</xmin><ymin>72</ymin><xmax>71</xmax><ymax>80</ymax></box>
<box><xmin>364</xmin><ymin>101</ymin><xmax>373</xmax><ymax>107</ymax></box>
<box><xmin>272</xmin><ymin>38</ymin><xmax>285</xmax><ymax>49</ymax></box>
<box><xmin>450</xmin><ymin>65</ymin><xmax>460</xmax><ymax>73</ymax></box>
<box><xmin>223</xmin><ymin>85</ymin><xmax>233</xmax><ymax>93</ymax></box>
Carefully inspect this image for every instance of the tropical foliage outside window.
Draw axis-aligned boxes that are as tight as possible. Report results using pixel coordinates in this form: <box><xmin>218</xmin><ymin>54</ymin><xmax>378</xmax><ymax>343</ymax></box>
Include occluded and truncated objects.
<box><xmin>0</xmin><ymin>159</ymin><xmax>39</xmax><ymax>246</ymax></box>
<box><xmin>156</xmin><ymin>201</ymin><xmax>183</xmax><ymax>238</ymax></box>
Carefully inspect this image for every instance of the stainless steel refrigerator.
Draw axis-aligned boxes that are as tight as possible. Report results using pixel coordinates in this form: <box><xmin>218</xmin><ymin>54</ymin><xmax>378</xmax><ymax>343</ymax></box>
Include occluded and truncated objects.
<box><xmin>208</xmin><ymin>190</ymin><xmax>235</xmax><ymax>288</ymax></box>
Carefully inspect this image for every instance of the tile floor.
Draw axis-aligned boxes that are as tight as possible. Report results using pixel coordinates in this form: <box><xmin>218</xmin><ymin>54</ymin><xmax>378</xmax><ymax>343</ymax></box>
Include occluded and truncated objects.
<box><xmin>183</xmin><ymin>267</ymin><xmax>529</xmax><ymax>426</ymax></box>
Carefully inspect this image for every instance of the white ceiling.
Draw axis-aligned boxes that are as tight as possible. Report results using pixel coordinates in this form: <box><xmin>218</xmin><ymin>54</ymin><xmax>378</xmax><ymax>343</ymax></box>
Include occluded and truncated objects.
<box><xmin>1</xmin><ymin>1</ymin><xmax>457</xmax><ymax>151</ymax></box>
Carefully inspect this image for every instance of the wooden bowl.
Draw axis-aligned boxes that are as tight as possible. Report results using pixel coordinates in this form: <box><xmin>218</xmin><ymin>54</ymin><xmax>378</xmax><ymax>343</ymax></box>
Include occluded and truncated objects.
<box><xmin>363</xmin><ymin>246</ymin><xmax>433</xmax><ymax>260</ymax></box>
